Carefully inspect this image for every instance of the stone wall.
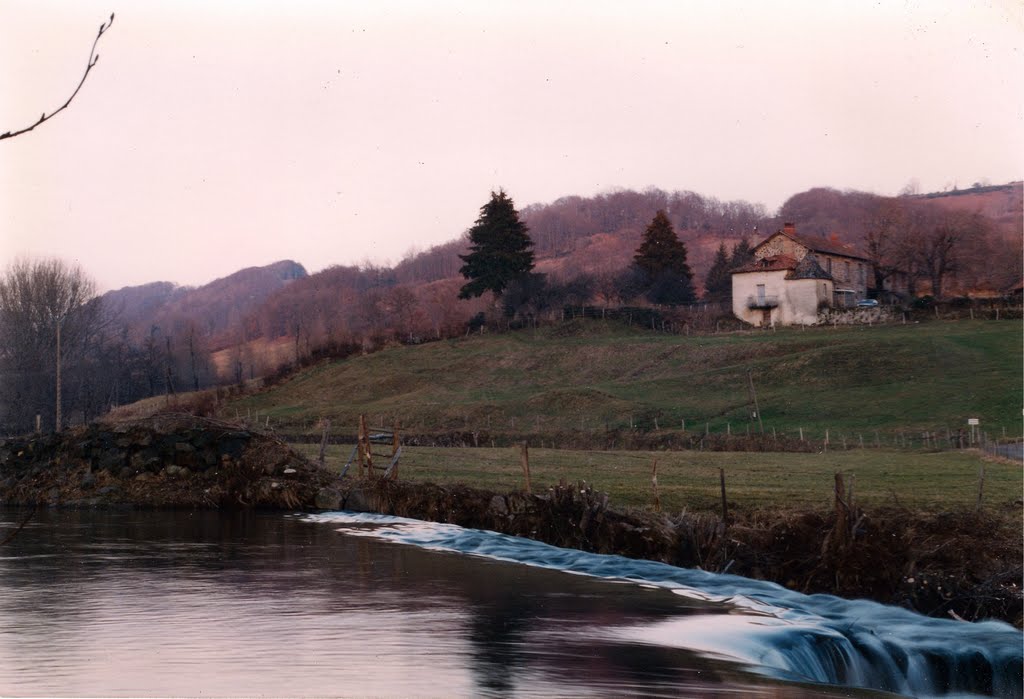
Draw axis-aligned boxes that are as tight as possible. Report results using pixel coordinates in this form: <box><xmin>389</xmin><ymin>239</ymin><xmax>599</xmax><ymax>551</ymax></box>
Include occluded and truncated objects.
<box><xmin>818</xmin><ymin>306</ymin><xmax>896</xmax><ymax>325</ymax></box>
<box><xmin>754</xmin><ymin>232</ymin><xmax>808</xmax><ymax>261</ymax></box>
<box><xmin>0</xmin><ymin>416</ymin><xmax>334</xmax><ymax>509</ymax></box>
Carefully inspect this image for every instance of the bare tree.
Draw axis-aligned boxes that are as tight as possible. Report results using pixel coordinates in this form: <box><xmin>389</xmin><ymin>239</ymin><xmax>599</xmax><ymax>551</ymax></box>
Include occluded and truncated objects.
<box><xmin>1</xmin><ymin>14</ymin><xmax>115</xmax><ymax>141</ymax></box>
<box><xmin>0</xmin><ymin>259</ymin><xmax>101</xmax><ymax>432</ymax></box>
<box><xmin>863</xmin><ymin>197</ymin><xmax>906</xmax><ymax>292</ymax></box>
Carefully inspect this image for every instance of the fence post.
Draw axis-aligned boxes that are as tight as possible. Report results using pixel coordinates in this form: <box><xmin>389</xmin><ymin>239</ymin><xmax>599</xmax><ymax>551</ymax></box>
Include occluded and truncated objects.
<box><xmin>651</xmin><ymin>459</ymin><xmax>661</xmax><ymax>512</ymax></box>
<box><xmin>318</xmin><ymin>418</ymin><xmax>331</xmax><ymax>468</ymax></box>
<box><xmin>976</xmin><ymin>463</ymin><xmax>985</xmax><ymax>511</ymax></box>
<box><xmin>719</xmin><ymin>468</ymin><xmax>729</xmax><ymax>524</ymax></box>
<box><xmin>519</xmin><ymin>442</ymin><xmax>532</xmax><ymax>494</ymax></box>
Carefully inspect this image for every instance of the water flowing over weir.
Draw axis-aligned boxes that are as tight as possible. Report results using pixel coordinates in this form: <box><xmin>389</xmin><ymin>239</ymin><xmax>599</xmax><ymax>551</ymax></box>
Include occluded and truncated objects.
<box><xmin>305</xmin><ymin>512</ymin><xmax>1023</xmax><ymax>698</ymax></box>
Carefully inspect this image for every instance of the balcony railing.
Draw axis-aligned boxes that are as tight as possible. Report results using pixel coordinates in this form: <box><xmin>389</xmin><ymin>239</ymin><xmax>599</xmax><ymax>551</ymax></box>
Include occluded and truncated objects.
<box><xmin>746</xmin><ymin>295</ymin><xmax>779</xmax><ymax>309</ymax></box>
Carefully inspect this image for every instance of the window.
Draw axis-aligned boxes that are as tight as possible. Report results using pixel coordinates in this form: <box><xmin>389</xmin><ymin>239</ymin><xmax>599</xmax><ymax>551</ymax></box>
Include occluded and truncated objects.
<box><xmin>826</xmin><ymin>258</ymin><xmax>832</xmax><ymax>274</ymax></box>
<box><xmin>844</xmin><ymin>261</ymin><xmax>850</xmax><ymax>281</ymax></box>
<box><xmin>756</xmin><ymin>284</ymin><xmax>766</xmax><ymax>302</ymax></box>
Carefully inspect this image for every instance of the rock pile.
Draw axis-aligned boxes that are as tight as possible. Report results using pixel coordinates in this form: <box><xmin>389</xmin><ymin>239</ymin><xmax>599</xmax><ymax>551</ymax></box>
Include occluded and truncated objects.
<box><xmin>0</xmin><ymin>415</ymin><xmax>335</xmax><ymax>509</ymax></box>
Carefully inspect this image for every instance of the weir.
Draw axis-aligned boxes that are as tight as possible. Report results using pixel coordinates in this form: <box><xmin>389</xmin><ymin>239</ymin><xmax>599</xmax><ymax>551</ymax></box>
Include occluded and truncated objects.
<box><xmin>305</xmin><ymin>512</ymin><xmax>1024</xmax><ymax>698</ymax></box>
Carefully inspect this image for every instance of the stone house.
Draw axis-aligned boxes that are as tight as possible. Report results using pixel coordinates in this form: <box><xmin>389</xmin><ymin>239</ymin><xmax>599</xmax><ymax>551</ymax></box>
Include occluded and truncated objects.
<box><xmin>731</xmin><ymin>223</ymin><xmax>873</xmax><ymax>327</ymax></box>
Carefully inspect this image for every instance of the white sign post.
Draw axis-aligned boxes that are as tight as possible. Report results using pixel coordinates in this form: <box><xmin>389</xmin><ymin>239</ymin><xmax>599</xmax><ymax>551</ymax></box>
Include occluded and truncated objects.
<box><xmin>967</xmin><ymin>418</ymin><xmax>979</xmax><ymax>445</ymax></box>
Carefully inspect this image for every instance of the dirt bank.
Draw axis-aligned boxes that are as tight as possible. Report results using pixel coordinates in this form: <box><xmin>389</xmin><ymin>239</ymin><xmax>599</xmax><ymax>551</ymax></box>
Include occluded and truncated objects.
<box><xmin>2</xmin><ymin>417</ymin><xmax>1020</xmax><ymax>627</ymax></box>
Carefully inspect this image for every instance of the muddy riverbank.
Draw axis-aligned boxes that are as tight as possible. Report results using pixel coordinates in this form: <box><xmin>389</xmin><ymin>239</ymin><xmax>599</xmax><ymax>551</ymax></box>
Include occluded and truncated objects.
<box><xmin>1</xmin><ymin>416</ymin><xmax>1019</xmax><ymax>626</ymax></box>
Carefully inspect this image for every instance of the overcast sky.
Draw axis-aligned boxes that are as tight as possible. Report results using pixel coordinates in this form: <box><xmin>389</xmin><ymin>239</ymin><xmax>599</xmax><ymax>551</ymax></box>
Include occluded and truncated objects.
<box><xmin>1</xmin><ymin>0</ymin><xmax>1021</xmax><ymax>292</ymax></box>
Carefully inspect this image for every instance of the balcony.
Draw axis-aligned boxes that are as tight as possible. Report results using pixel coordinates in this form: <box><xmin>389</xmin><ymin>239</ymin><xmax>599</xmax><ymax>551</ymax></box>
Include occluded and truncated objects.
<box><xmin>746</xmin><ymin>295</ymin><xmax>779</xmax><ymax>310</ymax></box>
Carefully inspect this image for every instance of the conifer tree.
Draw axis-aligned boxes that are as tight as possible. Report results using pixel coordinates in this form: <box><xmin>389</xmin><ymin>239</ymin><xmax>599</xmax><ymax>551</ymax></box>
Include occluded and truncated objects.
<box><xmin>632</xmin><ymin>210</ymin><xmax>695</xmax><ymax>305</ymax></box>
<box><xmin>729</xmin><ymin>238</ymin><xmax>754</xmax><ymax>270</ymax></box>
<box><xmin>458</xmin><ymin>190</ymin><xmax>535</xmax><ymax>299</ymax></box>
<box><xmin>703</xmin><ymin>242</ymin><xmax>732</xmax><ymax>302</ymax></box>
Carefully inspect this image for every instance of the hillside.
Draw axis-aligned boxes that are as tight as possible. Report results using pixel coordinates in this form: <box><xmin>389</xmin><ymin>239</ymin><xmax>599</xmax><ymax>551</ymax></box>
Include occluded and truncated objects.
<box><xmin>914</xmin><ymin>181</ymin><xmax>1023</xmax><ymax>239</ymax></box>
<box><xmin>103</xmin><ymin>259</ymin><xmax>308</xmax><ymax>348</ymax></box>
<box><xmin>227</xmin><ymin>319</ymin><xmax>1022</xmax><ymax>441</ymax></box>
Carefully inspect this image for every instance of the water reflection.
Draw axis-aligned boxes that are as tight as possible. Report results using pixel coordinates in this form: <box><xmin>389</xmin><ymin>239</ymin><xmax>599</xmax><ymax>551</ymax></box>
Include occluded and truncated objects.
<box><xmin>0</xmin><ymin>508</ymin><xmax>828</xmax><ymax>697</ymax></box>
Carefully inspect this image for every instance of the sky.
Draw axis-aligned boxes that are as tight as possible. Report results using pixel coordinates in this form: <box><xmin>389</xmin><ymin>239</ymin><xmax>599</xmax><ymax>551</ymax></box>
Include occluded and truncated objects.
<box><xmin>1</xmin><ymin>0</ymin><xmax>1021</xmax><ymax>292</ymax></box>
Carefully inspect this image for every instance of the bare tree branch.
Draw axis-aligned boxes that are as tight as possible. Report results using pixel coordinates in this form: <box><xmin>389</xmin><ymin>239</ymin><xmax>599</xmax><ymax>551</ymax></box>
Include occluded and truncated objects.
<box><xmin>0</xmin><ymin>13</ymin><xmax>115</xmax><ymax>142</ymax></box>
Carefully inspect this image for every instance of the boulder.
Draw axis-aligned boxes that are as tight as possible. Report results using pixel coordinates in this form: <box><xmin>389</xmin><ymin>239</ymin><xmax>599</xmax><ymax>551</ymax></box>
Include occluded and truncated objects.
<box><xmin>345</xmin><ymin>488</ymin><xmax>373</xmax><ymax>512</ymax></box>
<box><xmin>489</xmin><ymin>494</ymin><xmax>509</xmax><ymax>516</ymax></box>
<box><xmin>315</xmin><ymin>487</ymin><xmax>342</xmax><ymax>510</ymax></box>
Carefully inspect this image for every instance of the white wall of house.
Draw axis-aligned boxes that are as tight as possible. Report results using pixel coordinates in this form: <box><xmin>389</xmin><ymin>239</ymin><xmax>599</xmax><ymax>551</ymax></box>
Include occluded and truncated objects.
<box><xmin>733</xmin><ymin>272</ymin><xmax>832</xmax><ymax>326</ymax></box>
<box><xmin>732</xmin><ymin>270</ymin><xmax>785</xmax><ymax>326</ymax></box>
<box><xmin>782</xmin><ymin>278</ymin><xmax>832</xmax><ymax>325</ymax></box>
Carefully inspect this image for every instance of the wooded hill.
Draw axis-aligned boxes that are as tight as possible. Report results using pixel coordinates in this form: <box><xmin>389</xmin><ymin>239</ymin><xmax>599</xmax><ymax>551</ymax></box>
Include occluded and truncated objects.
<box><xmin>7</xmin><ymin>180</ymin><xmax>1010</xmax><ymax>437</ymax></box>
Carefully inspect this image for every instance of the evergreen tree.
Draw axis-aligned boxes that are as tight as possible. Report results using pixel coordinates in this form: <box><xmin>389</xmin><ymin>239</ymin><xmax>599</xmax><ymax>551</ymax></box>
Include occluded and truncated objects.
<box><xmin>632</xmin><ymin>210</ymin><xmax>695</xmax><ymax>305</ymax></box>
<box><xmin>458</xmin><ymin>190</ymin><xmax>535</xmax><ymax>299</ymax></box>
<box><xmin>729</xmin><ymin>238</ymin><xmax>754</xmax><ymax>269</ymax></box>
<box><xmin>703</xmin><ymin>242</ymin><xmax>732</xmax><ymax>302</ymax></box>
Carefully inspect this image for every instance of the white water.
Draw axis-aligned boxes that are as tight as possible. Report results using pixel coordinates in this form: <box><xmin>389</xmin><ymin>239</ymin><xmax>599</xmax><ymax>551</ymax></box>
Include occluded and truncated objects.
<box><xmin>306</xmin><ymin>511</ymin><xmax>1023</xmax><ymax>698</ymax></box>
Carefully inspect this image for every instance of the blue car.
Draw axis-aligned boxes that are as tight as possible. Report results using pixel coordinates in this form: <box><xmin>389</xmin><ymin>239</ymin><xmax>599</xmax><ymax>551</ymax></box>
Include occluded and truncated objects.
<box><xmin>856</xmin><ymin>299</ymin><xmax>879</xmax><ymax>307</ymax></box>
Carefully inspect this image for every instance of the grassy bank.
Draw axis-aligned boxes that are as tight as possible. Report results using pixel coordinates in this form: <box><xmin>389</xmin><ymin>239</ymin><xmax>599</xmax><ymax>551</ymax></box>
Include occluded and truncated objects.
<box><xmin>294</xmin><ymin>442</ymin><xmax>1022</xmax><ymax>515</ymax></box>
<box><xmin>227</xmin><ymin>318</ymin><xmax>1022</xmax><ymax>441</ymax></box>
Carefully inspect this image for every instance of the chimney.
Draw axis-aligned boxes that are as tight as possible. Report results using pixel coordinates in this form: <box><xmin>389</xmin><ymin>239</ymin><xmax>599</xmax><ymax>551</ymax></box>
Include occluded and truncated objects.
<box><xmin>783</xmin><ymin>222</ymin><xmax>796</xmax><ymax>235</ymax></box>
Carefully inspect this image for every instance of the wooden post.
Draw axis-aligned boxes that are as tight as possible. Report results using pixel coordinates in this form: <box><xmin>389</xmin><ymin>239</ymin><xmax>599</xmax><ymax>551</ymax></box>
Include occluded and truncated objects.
<box><xmin>799</xmin><ymin>427</ymin><xmax>804</xmax><ymax>441</ymax></box>
<box><xmin>55</xmin><ymin>320</ymin><xmax>62</xmax><ymax>431</ymax></box>
<box><xmin>651</xmin><ymin>459</ymin><xmax>660</xmax><ymax>512</ymax></box>
<box><xmin>318</xmin><ymin>418</ymin><xmax>331</xmax><ymax>468</ymax></box>
<box><xmin>392</xmin><ymin>421</ymin><xmax>401</xmax><ymax>479</ymax></box>
<box><xmin>35</xmin><ymin>414</ymin><xmax>41</xmax><ymax>435</ymax></box>
<box><xmin>859</xmin><ymin>434</ymin><xmax>864</xmax><ymax>449</ymax></box>
<box><xmin>834</xmin><ymin>472</ymin><xmax>849</xmax><ymax>541</ymax></box>
<box><xmin>727</xmin><ymin>422</ymin><xmax>731</xmax><ymax>436</ymax></box>
<box><xmin>681</xmin><ymin>418</ymin><xmax>685</xmax><ymax>431</ymax></box>
<box><xmin>747</xmin><ymin>367</ymin><xmax>764</xmax><ymax>433</ymax></box>
<box><xmin>519</xmin><ymin>442</ymin><xmax>532</xmax><ymax>494</ymax></box>
<box><xmin>976</xmin><ymin>463</ymin><xmax>985</xmax><ymax>511</ymax></box>
<box><xmin>719</xmin><ymin>468</ymin><xmax>729</xmax><ymax>524</ymax></box>
<box><xmin>358</xmin><ymin>414</ymin><xmax>373</xmax><ymax>478</ymax></box>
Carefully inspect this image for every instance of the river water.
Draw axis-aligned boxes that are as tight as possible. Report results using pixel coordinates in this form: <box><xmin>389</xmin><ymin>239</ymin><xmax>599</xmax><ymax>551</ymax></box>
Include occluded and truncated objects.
<box><xmin>0</xmin><ymin>508</ymin><xmax>1020</xmax><ymax>698</ymax></box>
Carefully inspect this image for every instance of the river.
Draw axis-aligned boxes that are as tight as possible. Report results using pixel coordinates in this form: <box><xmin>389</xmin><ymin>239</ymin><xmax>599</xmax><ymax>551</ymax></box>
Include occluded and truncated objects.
<box><xmin>0</xmin><ymin>508</ymin><xmax>1020</xmax><ymax>698</ymax></box>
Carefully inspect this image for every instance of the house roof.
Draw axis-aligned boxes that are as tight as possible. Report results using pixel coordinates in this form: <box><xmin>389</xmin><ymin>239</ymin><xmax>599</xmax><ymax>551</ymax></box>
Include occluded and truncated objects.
<box><xmin>732</xmin><ymin>254</ymin><xmax>799</xmax><ymax>274</ymax></box>
<box><xmin>756</xmin><ymin>229</ymin><xmax>871</xmax><ymax>261</ymax></box>
<box><xmin>785</xmin><ymin>254</ymin><xmax>833</xmax><ymax>280</ymax></box>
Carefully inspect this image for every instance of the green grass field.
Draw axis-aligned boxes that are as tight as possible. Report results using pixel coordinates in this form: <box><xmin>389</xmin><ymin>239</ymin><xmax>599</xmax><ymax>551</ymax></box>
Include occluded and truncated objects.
<box><xmin>294</xmin><ymin>442</ymin><xmax>1022</xmax><ymax>515</ymax></box>
<box><xmin>231</xmin><ymin>319</ymin><xmax>1022</xmax><ymax>440</ymax></box>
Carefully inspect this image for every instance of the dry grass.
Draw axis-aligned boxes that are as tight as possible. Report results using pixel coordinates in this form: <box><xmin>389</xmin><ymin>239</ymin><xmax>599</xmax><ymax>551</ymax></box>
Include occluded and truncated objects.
<box><xmin>292</xmin><ymin>442</ymin><xmax>1023</xmax><ymax>516</ymax></box>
